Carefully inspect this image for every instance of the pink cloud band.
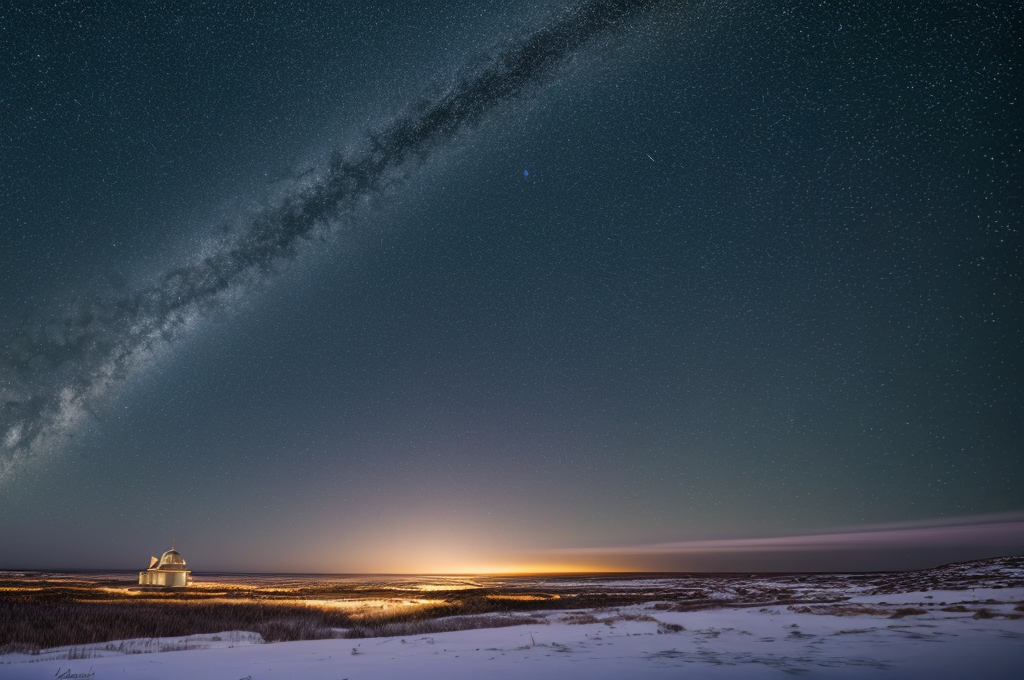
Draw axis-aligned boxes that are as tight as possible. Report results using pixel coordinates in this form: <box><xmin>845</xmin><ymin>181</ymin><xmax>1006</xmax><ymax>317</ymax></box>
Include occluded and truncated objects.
<box><xmin>555</xmin><ymin>512</ymin><xmax>1024</xmax><ymax>556</ymax></box>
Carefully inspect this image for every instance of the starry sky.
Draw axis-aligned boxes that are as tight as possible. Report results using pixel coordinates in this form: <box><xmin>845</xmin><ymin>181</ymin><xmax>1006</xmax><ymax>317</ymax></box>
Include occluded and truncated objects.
<box><xmin>1</xmin><ymin>1</ymin><xmax>1021</xmax><ymax>574</ymax></box>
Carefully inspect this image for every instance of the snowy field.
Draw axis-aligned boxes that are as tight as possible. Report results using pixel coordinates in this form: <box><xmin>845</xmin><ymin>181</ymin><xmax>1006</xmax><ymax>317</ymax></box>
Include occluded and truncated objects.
<box><xmin>3</xmin><ymin>557</ymin><xmax>1022</xmax><ymax>679</ymax></box>
<box><xmin>3</xmin><ymin>602</ymin><xmax>1022</xmax><ymax>680</ymax></box>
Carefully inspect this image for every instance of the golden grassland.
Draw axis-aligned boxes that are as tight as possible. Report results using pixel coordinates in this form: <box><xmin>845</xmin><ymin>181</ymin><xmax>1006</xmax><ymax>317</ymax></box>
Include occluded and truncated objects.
<box><xmin>0</xmin><ymin>573</ymin><xmax>640</xmax><ymax>652</ymax></box>
<box><xmin>3</xmin><ymin>556</ymin><xmax>1021</xmax><ymax>654</ymax></box>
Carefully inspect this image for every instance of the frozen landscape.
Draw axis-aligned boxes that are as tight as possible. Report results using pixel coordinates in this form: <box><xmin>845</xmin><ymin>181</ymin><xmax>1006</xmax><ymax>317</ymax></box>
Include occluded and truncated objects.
<box><xmin>3</xmin><ymin>3</ymin><xmax>1020</xmax><ymax>676</ymax></box>
<box><xmin>2</xmin><ymin>556</ymin><xmax>1022</xmax><ymax>679</ymax></box>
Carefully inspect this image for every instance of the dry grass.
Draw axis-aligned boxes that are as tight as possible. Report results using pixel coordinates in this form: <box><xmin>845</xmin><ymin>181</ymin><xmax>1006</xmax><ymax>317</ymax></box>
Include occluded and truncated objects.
<box><xmin>0</xmin><ymin>597</ymin><xmax>551</xmax><ymax>652</ymax></box>
<box><xmin>560</xmin><ymin>611</ymin><xmax>657</xmax><ymax>626</ymax></box>
<box><xmin>788</xmin><ymin>604</ymin><xmax>890</xmax><ymax>617</ymax></box>
<box><xmin>888</xmin><ymin>608</ymin><xmax>928</xmax><ymax>619</ymax></box>
<box><xmin>0</xmin><ymin>581</ymin><xmax>630</xmax><ymax>651</ymax></box>
<box><xmin>0</xmin><ymin>599</ymin><xmax>351</xmax><ymax>652</ymax></box>
<box><xmin>343</xmin><ymin>613</ymin><xmax>547</xmax><ymax>639</ymax></box>
<box><xmin>5</xmin><ymin>555</ymin><xmax>1020</xmax><ymax>651</ymax></box>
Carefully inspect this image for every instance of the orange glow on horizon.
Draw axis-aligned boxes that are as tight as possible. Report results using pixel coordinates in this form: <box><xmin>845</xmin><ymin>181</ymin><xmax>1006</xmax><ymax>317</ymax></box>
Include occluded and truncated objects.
<box><xmin>410</xmin><ymin>561</ymin><xmax>625</xmax><ymax>575</ymax></box>
<box><xmin>315</xmin><ymin>535</ymin><xmax>629</xmax><ymax>575</ymax></box>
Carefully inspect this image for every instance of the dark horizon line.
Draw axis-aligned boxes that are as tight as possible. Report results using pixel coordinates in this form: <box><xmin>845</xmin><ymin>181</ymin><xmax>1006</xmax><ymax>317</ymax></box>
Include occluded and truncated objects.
<box><xmin>4</xmin><ymin>553</ymin><xmax>1020</xmax><ymax>579</ymax></box>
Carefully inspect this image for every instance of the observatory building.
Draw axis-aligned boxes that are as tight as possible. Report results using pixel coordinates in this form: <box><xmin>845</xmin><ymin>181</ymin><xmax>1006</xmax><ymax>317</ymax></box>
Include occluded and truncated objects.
<box><xmin>138</xmin><ymin>542</ymin><xmax>192</xmax><ymax>587</ymax></box>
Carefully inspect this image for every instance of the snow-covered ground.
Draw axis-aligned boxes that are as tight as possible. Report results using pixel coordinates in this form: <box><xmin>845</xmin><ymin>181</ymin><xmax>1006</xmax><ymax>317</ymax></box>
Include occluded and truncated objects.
<box><xmin>4</xmin><ymin>557</ymin><xmax>1023</xmax><ymax>678</ymax></box>
<box><xmin>3</xmin><ymin>594</ymin><xmax>1022</xmax><ymax>679</ymax></box>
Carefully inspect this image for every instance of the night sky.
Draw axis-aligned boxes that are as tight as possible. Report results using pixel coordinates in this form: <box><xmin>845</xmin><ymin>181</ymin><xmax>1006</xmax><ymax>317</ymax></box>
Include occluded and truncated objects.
<box><xmin>1</xmin><ymin>1</ymin><xmax>1021</xmax><ymax>574</ymax></box>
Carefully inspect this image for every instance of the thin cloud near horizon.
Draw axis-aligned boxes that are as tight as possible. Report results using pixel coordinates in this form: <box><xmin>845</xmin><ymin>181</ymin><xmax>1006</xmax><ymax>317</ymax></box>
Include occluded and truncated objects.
<box><xmin>549</xmin><ymin>512</ymin><xmax>1024</xmax><ymax>556</ymax></box>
